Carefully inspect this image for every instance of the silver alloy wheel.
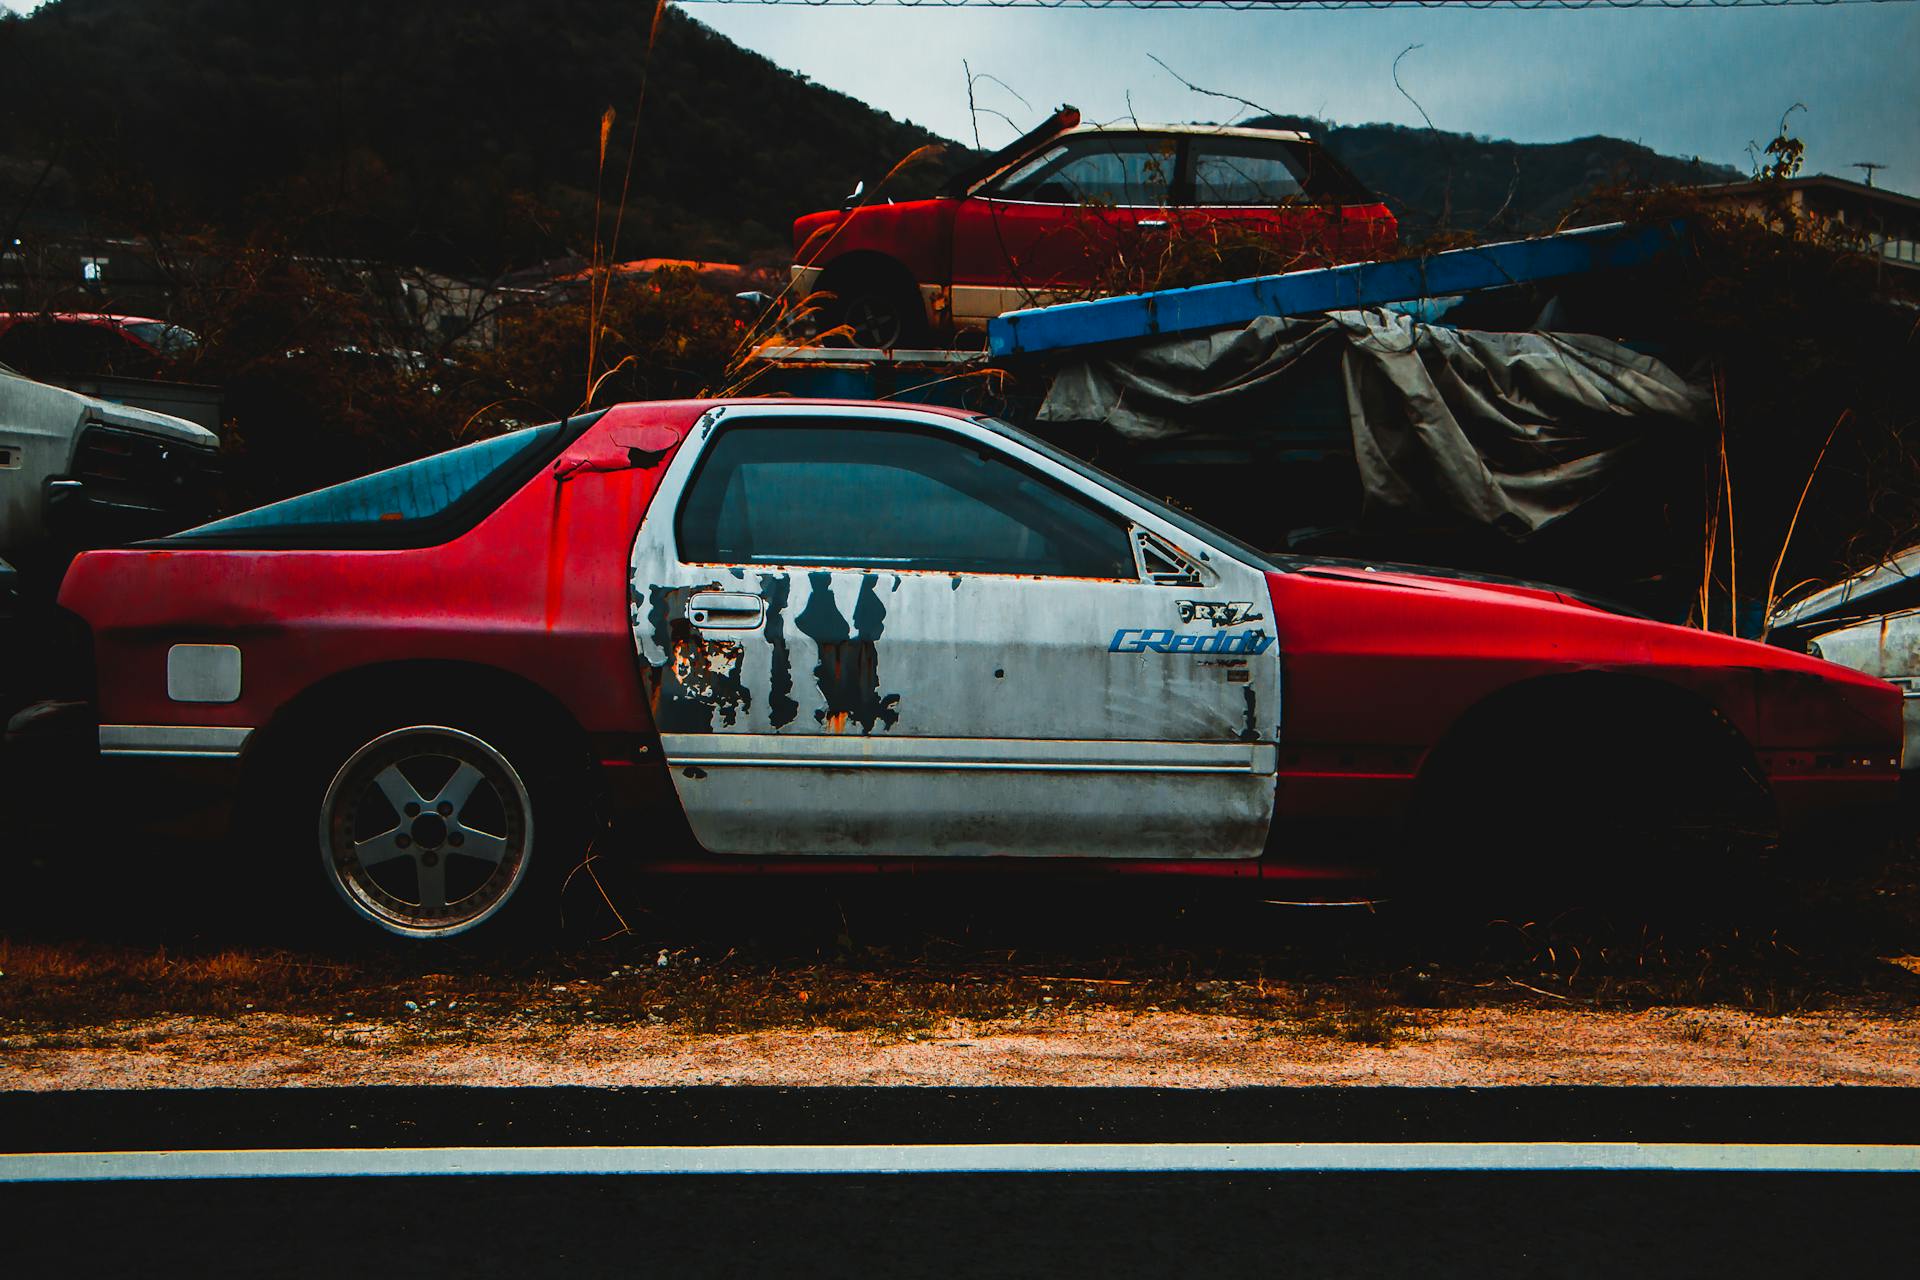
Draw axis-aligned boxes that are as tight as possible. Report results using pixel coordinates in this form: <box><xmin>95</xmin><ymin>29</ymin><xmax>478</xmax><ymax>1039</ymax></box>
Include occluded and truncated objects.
<box><xmin>318</xmin><ymin>725</ymin><xmax>534</xmax><ymax>939</ymax></box>
<box><xmin>842</xmin><ymin>292</ymin><xmax>905</xmax><ymax>349</ymax></box>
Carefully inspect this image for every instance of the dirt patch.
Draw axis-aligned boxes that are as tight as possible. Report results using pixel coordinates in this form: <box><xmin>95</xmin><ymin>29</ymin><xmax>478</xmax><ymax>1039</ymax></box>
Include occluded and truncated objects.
<box><xmin>5</xmin><ymin>841</ymin><xmax>1920</xmax><ymax>1088</ymax></box>
<box><xmin>6</xmin><ymin>1005</ymin><xmax>1919</xmax><ymax>1089</ymax></box>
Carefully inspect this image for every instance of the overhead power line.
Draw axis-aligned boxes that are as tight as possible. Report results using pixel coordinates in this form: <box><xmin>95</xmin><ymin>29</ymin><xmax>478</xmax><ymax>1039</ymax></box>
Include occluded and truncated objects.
<box><xmin>674</xmin><ymin>0</ymin><xmax>1912</xmax><ymax>9</ymax></box>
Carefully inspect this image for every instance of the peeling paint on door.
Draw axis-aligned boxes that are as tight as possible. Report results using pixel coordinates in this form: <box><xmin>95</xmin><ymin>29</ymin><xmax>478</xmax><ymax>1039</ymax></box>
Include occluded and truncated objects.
<box><xmin>793</xmin><ymin>570</ymin><xmax>900</xmax><ymax>734</ymax></box>
<box><xmin>759</xmin><ymin>572</ymin><xmax>800</xmax><ymax>730</ymax></box>
<box><xmin>642</xmin><ymin>582</ymin><xmax>753</xmax><ymax>731</ymax></box>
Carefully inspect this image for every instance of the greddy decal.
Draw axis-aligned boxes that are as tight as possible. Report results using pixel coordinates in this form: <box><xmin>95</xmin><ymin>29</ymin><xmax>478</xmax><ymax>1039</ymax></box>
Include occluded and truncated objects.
<box><xmin>1111</xmin><ymin>628</ymin><xmax>1274</xmax><ymax>655</ymax></box>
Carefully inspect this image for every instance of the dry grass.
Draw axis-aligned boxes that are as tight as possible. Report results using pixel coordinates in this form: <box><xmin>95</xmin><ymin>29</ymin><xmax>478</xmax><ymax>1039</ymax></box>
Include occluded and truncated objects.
<box><xmin>0</xmin><ymin>941</ymin><xmax>358</xmax><ymax>1018</ymax></box>
<box><xmin>4</xmin><ymin>841</ymin><xmax>1918</xmax><ymax>1050</ymax></box>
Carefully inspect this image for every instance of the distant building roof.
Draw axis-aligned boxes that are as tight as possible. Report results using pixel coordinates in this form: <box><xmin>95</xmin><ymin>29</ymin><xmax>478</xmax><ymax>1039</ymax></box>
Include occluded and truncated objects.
<box><xmin>1690</xmin><ymin>173</ymin><xmax>1920</xmax><ymax>276</ymax></box>
<box><xmin>1691</xmin><ymin>172</ymin><xmax>1920</xmax><ymax>216</ymax></box>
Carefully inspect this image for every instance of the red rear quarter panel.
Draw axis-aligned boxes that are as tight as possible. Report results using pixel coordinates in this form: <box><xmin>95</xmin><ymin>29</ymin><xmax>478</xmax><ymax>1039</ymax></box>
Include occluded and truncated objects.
<box><xmin>793</xmin><ymin>200</ymin><xmax>956</xmax><ymax>284</ymax></box>
<box><xmin>57</xmin><ymin>402</ymin><xmax>709</xmax><ymax>743</ymax></box>
<box><xmin>1177</xmin><ymin>202</ymin><xmax>1398</xmax><ymax>262</ymax></box>
<box><xmin>1266</xmin><ymin>567</ymin><xmax>1901</xmax><ymax>822</ymax></box>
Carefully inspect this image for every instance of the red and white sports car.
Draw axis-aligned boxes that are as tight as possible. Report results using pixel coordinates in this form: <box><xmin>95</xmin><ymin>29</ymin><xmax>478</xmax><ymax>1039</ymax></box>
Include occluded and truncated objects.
<box><xmin>54</xmin><ymin>399</ymin><xmax>1900</xmax><ymax>939</ymax></box>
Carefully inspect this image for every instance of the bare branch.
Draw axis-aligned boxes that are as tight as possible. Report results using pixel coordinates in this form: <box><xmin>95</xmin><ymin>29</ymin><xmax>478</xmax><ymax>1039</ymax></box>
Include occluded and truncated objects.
<box><xmin>963</xmin><ymin>59</ymin><xmax>982</xmax><ymax>150</ymax></box>
<box><xmin>1146</xmin><ymin>53</ymin><xmax>1283</xmax><ymax>127</ymax></box>
<box><xmin>1484</xmin><ymin>155</ymin><xmax>1522</xmax><ymax>230</ymax></box>
<box><xmin>964</xmin><ymin>63</ymin><xmax>1031</xmax><ymax>150</ymax></box>
<box><xmin>970</xmin><ymin>71</ymin><xmax>1031</xmax><ymax>114</ymax></box>
<box><xmin>1392</xmin><ymin>44</ymin><xmax>1437</xmax><ymax>134</ymax></box>
<box><xmin>1392</xmin><ymin>43</ymin><xmax>1455</xmax><ymax>231</ymax></box>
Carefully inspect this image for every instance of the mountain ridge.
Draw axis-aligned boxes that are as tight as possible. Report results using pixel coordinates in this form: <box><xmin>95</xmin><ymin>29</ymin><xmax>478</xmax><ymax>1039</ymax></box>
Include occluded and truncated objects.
<box><xmin>1</xmin><ymin>0</ymin><xmax>1745</xmax><ymax>272</ymax></box>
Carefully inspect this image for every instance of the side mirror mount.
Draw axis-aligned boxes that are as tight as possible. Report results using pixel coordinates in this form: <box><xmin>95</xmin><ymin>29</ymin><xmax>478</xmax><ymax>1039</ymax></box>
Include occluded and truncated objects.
<box><xmin>842</xmin><ymin>179</ymin><xmax>865</xmax><ymax>210</ymax></box>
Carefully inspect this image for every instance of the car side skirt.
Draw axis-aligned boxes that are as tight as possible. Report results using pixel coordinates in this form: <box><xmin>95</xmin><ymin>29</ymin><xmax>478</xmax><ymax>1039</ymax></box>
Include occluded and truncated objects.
<box><xmin>659</xmin><ymin>736</ymin><xmax>1277</xmax><ymax>861</ymax></box>
<box><xmin>98</xmin><ymin>724</ymin><xmax>253</xmax><ymax>758</ymax></box>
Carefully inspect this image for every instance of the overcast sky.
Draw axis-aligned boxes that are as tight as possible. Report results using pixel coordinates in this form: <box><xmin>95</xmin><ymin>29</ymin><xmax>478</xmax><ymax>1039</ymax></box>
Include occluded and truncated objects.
<box><xmin>7</xmin><ymin>0</ymin><xmax>1916</xmax><ymax>192</ymax></box>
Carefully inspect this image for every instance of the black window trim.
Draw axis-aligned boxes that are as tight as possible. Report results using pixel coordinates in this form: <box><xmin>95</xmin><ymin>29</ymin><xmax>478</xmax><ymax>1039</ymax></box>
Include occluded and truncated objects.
<box><xmin>671</xmin><ymin>415</ymin><xmax>1143</xmax><ymax>582</ymax></box>
<box><xmin>144</xmin><ymin>409</ymin><xmax>609</xmax><ymax>551</ymax></box>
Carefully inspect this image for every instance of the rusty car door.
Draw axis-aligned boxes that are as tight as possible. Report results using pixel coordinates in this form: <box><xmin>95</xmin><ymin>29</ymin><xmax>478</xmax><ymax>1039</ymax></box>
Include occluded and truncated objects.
<box><xmin>628</xmin><ymin>403</ymin><xmax>1281</xmax><ymax>859</ymax></box>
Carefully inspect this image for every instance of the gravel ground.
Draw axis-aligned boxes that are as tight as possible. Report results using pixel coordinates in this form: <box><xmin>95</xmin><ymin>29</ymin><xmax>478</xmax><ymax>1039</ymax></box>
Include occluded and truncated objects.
<box><xmin>7</xmin><ymin>1003</ymin><xmax>1920</xmax><ymax>1090</ymax></box>
<box><xmin>7</xmin><ymin>833</ymin><xmax>1920</xmax><ymax>1091</ymax></box>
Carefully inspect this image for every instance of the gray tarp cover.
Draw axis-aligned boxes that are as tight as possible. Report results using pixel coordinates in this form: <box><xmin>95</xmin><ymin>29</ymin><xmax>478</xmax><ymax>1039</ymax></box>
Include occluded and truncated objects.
<box><xmin>1037</xmin><ymin>309</ymin><xmax>1704</xmax><ymax>538</ymax></box>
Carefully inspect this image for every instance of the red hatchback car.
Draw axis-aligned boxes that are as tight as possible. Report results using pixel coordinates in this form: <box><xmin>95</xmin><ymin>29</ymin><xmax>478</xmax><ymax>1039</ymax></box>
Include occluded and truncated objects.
<box><xmin>0</xmin><ymin>312</ymin><xmax>199</xmax><ymax>376</ymax></box>
<box><xmin>55</xmin><ymin>399</ymin><xmax>1900</xmax><ymax>941</ymax></box>
<box><xmin>791</xmin><ymin>108</ymin><xmax>1398</xmax><ymax>347</ymax></box>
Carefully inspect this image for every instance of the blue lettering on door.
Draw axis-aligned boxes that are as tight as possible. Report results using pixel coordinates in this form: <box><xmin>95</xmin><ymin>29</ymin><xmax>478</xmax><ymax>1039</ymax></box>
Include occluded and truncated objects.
<box><xmin>1110</xmin><ymin>628</ymin><xmax>1274</xmax><ymax>655</ymax></box>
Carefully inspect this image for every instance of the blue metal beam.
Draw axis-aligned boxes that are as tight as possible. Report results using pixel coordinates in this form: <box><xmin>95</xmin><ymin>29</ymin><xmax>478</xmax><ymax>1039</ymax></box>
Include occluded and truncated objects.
<box><xmin>988</xmin><ymin>220</ymin><xmax>1688</xmax><ymax>358</ymax></box>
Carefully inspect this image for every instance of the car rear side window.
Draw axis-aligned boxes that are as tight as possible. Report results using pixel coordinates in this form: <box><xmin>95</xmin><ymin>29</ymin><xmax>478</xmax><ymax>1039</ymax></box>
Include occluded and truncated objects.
<box><xmin>676</xmin><ymin>422</ymin><xmax>1136</xmax><ymax>578</ymax></box>
<box><xmin>175</xmin><ymin>419</ymin><xmax>571</xmax><ymax>540</ymax></box>
<box><xmin>1190</xmin><ymin>138</ymin><xmax>1314</xmax><ymax>205</ymax></box>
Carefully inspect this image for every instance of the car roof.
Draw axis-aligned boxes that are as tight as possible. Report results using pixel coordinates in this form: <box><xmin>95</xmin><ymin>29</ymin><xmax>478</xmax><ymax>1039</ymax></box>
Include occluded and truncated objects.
<box><xmin>605</xmin><ymin>397</ymin><xmax>984</xmax><ymax>425</ymax></box>
<box><xmin>1769</xmin><ymin>543</ymin><xmax>1920</xmax><ymax>631</ymax></box>
<box><xmin>1058</xmin><ymin>122</ymin><xmax>1313</xmax><ymax>144</ymax></box>
<box><xmin>0</xmin><ymin>311</ymin><xmax>170</xmax><ymax>327</ymax></box>
<box><xmin>953</xmin><ymin>120</ymin><xmax>1319</xmax><ymax>196</ymax></box>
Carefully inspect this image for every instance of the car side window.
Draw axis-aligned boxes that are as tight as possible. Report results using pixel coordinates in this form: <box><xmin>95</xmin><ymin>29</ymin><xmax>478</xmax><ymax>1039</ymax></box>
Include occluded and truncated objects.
<box><xmin>177</xmin><ymin>420</ymin><xmax>571</xmax><ymax>536</ymax></box>
<box><xmin>676</xmin><ymin>422</ymin><xmax>1137</xmax><ymax>578</ymax></box>
<box><xmin>993</xmin><ymin>135</ymin><xmax>1175</xmax><ymax>207</ymax></box>
<box><xmin>1189</xmin><ymin>138</ymin><xmax>1306</xmax><ymax>205</ymax></box>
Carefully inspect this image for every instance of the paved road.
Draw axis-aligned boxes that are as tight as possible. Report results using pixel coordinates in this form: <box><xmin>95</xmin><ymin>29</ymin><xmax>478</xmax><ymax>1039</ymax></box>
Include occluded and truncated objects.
<box><xmin>3</xmin><ymin>1087</ymin><xmax>1914</xmax><ymax>1277</ymax></box>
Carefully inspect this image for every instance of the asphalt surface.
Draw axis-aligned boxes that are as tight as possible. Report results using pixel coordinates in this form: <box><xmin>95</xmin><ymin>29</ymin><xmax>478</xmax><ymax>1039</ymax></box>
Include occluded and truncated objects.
<box><xmin>3</xmin><ymin>1087</ymin><xmax>1914</xmax><ymax>1277</ymax></box>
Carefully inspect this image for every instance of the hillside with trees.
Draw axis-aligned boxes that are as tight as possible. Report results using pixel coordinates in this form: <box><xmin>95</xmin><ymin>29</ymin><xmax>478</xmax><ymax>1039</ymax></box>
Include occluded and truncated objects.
<box><xmin>0</xmin><ymin>0</ymin><xmax>956</xmax><ymax>274</ymax></box>
<box><xmin>2</xmin><ymin>0</ymin><xmax>1745</xmax><ymax>274</ymax></box>
<box><xmin>1290</xmin><ymin>120</ymin><xmax>1742</xmax><ymax>237</ymax></box>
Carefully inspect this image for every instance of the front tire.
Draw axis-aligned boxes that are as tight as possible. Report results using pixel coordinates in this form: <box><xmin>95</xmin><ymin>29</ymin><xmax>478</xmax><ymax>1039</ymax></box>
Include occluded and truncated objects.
<box><xmin>1410</xmin><ymin>690</ymin><xmax>1774</xmax><ymax>913</ymax></box>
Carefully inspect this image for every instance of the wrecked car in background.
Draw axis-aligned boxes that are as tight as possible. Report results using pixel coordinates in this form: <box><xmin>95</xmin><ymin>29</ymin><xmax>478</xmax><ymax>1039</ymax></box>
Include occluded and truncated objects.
<box><xmin>1770</xmin><ymin>547</ymin><xmax>1920</xmax><ymax>776</ymax></box>
<box><xmin>0</xmin><ymin>311</ymin><xmax>200</xmax><ymax>380</ymax></box>
<box><xmin>2</xmin><ymin>358</ymin><xmax>221</xmax><ymax>761</ymax></box>
<box><xmin>44</xmin><ymin>398</ymin><xmax>1900</xmax><ymax>942</ymax></box>
<box><xmin>0</xmin><ymin>359</ymin><xmax>219</xmax><ymax>567</ymax></box>
<box><xmin>792</xmin><ymin>107</ymin><xmax>1397</xmax><ymax>347</ymax></box>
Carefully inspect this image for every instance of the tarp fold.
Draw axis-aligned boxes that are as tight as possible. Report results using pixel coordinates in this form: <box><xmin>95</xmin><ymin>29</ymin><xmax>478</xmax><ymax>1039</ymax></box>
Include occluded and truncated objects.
<box><xmin>1037</xmin><ymin>309</ymin><xmax>1705</xmax><ymax>537</ymax></box>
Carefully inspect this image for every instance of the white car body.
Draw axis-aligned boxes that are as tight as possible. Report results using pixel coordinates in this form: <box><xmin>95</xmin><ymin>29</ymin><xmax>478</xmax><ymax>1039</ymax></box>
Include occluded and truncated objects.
<box><xmin>1771</xmin><ymin>547</ymin><xmax>1920</xmax><ymax>770</ymax></box>
<box><xmin>0</xmin><ymin>361</ymin><xmax>219</xmax><ymax>554</ymax></box>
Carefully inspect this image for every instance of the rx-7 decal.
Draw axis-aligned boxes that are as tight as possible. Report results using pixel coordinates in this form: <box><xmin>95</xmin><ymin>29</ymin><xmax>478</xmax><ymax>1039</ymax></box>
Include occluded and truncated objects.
<box><xmin>1176</xmin><ymin>600</ymin><xmax>1264</xmax><ymax>626</ymax></box>
<box><xmin>1111</xmin><ymin>628</ymin><xmax>1274</xmax><ymax>654</ymax></box>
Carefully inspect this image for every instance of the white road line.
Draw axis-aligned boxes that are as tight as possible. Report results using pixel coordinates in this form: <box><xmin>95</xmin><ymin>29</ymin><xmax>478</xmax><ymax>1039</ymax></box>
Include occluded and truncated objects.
<box><xmin>3</xmin><ymin>1142</ymin><xmax>1917</xmax><ymax>1182</ymax></box>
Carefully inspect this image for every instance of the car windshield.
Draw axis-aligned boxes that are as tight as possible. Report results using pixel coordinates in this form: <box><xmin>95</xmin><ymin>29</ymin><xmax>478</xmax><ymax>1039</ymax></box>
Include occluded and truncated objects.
<box><xmin>977</xmin><ymin>415</ymin><xmax>1280</xmax><ymax>570</ymax></box>
<box><xmin>122</xmin><ymin>320</ymin><xmax>200</xmax><ymax>353</ymax></box>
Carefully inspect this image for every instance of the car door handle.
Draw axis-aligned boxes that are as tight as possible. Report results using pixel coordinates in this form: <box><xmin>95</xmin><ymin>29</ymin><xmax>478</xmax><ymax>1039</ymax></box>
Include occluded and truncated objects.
<box><xmin>1137</xmin><ymin>219</ymin><xmax>1169</xmax><ymax>228</ymax></box>
<box><xmin>687</xmin><ymin>591</ymin><xmax>766</xmax><ymax>630</ymax></box>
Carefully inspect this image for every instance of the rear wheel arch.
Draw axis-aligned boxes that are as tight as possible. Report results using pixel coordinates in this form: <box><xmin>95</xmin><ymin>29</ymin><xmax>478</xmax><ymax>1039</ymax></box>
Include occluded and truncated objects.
<box><xmin>241</xmin><ymin>660</ymin><xmax>610</xmax><ymax>941</ymax></box>
<box><xmin>816</xmin><ymin>249</ymin><xmax>915</xmax><ymax>280</ymax></box>
<box><xmin>248</xmin><ymin>660</ymin><xmax>596</xmax><ymax>783</ymax></box>
<box><xmin>814</xmin><ymin>252</ymin><xmax>930</xmax><ymax>345</ymax></box>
